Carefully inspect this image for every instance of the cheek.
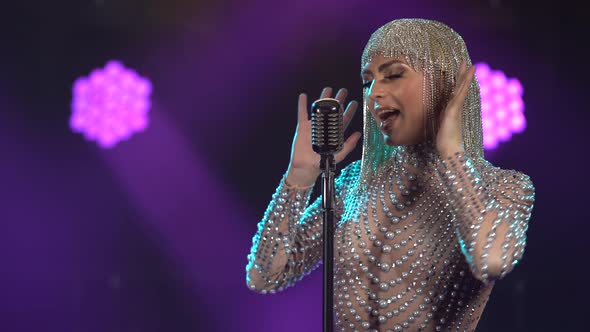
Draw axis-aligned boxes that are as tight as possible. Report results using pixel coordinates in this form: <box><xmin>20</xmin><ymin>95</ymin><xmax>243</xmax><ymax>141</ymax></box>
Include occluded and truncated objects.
<box><xmin>412</xmin><ymin>80</ymin><xmax>426</xmax><ymax>116</ymax></box>
<box><xmin>402</xmin><ymin>85</ymin><xmax>424</xmax><ymax>123</ymax></box>
<box><xmin>409</xmin><ymin>80</ymin><xmax>424</xmax><ymax>110</ymax></box>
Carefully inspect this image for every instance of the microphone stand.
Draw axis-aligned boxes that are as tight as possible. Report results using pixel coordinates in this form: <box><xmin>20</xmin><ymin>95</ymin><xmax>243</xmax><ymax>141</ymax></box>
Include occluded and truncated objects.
<box><xmin>321</xmin><ymin>153</ymin><xmax>336</xmax><ymax>332</ymax></box>
<box><xmin>311</xmin><ymin>97</ymin><xmax>342</xmax><ymax>332</ymax></box>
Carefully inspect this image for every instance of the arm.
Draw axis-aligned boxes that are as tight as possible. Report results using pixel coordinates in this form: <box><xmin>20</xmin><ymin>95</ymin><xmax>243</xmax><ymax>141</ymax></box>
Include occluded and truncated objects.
<box><xmin>434</xmin><ymin>151</ymin><xmax>535</xmax><ymax>284</ymax></box>
<box><xmin>246</xmin><ymin>87</ymin><xmax>361</xmax><ymax>293</ymax></box>
<box><xmin>245</xmin><ymin>173</ymin><xmax>319</xmax><ymax>294</ymax></box>
<box><xmin>245</xmin><ymin>87</ymin><xmax>361</xmax><ymax>293</ymax></box>
<box><xmin>245</xmin><ymin>162</ymin><xmax>358</xmax><ymax>293</ymax></box>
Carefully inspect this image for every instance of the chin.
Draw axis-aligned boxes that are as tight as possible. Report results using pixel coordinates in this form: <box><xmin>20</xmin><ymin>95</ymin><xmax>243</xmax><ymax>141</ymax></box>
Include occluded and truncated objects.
<box><xmin>383</xmin><ymin>128</ymin><xmax>406</xmax><ymax>144</ymax></box>
<box><xmin>384</xmin><ymin>135</ymin><xmax>402</xmax><ymax>146</ymax></box>
<box><xmin>384</xmin><ymin>132</ymin><xmax>426</xmax><ymax>147</ymax></box>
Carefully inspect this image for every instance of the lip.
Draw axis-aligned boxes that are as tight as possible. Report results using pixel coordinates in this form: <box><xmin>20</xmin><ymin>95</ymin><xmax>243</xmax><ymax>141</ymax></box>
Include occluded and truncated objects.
<box><xmin>378</xmin><ymin>112</ymin><xmax>399</xmax><ymax>130</ymax></box>
<box><xmin>374</xmin><ymin>106</ymin><xmax>400</xmax><ymax>130</ymax></box>
<box><xmin>375</xmin><ymin>106</ymin><xmax>401</xmax><ymax>121</ymax></box>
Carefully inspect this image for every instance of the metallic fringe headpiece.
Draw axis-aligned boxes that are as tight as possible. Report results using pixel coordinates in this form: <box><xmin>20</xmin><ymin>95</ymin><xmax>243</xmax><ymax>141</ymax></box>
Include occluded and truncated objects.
<box><xmin>357</xmin><ymin>18</ymin><xmax>484</xmax><ymax>189</ymax></box>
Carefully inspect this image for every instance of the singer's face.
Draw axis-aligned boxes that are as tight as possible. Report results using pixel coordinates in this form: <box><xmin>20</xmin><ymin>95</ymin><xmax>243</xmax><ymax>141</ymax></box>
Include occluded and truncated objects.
<box><xmin>361</xmin><ymin>54</ymin><xmax>426</xmax><ymax>146</ymax></box>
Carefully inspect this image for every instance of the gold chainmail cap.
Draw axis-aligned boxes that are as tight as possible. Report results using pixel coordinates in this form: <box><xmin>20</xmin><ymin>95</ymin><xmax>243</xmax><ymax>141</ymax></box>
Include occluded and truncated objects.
<box><xmin>358</xmin><ymin>18</ymin><xmax>484</xmax><ymax>188</ymax></box>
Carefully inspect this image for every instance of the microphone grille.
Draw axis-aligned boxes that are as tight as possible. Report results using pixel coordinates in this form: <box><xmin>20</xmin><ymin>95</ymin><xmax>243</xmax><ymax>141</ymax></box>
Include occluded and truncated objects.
<box><xmin>311</xmin><ymin>98</ymin><xmax>343</xmax><ymax>155</ymax></box>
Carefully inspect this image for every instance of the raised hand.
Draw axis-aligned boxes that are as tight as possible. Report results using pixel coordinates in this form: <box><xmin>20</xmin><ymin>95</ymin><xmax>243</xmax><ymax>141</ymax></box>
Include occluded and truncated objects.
<box><xmin>436</xmin><ymin>59</ymin><xmax>476</xmax><ymax>158</ymax></box>
<box><xmin>286</xmin><ymin>87</ymin><xmax>362</xmax><ymax>187</ymax></box>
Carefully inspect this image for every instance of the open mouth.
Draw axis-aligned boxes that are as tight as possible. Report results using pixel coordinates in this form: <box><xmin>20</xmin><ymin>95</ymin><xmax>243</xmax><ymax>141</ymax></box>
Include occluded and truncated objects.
<box><xmin>378</xmin><ymin>109</ymin><xmax>400</xmax><ymax>128</ymax></box>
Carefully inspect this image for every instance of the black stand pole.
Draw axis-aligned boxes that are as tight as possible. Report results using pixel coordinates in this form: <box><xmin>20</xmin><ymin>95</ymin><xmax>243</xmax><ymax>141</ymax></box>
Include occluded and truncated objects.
<box><xmin>322</xmin><ymin>154</ymin><xmax>335</xmax><ymax>332</ymax></box>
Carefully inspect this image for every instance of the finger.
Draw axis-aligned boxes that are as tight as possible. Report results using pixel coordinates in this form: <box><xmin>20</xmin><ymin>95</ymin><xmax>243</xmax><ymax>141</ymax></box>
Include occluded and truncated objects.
<box><xmin>320</xmin><ymin>87</ymin><xmax>332</xmax><ymax>99</ymax></box>
<box><xmin>335</xmin><ymin>131</ymin><xmax>362</xmax><ymax>163</ymax></box>
<box><xmin>459</xmin><ymin>61</ymin><xmax>470</xmax><ymax>86</ymax></box>
<box><xmin>297</xmin><ymin>93</ymin><xmax>308</xmax><ymax>124</ymax></box>
<box><xmin>449</xmin><ymin>60</ymin><xmax>470</xmax><ymax>106</ymax></box>
<box><xmin>334</xmin><ymin>88</ymin><xmax>348</xmax><ymax>105</ymax></box>
<box><xmin>449</xmin><ymin>64</ymin><xmax>475</xmax><ymax>114</ymax></box>
<box><xmin>459</xmin><ymin>59</ymin><xmax>467</xmax><ymax>77</ymax></box>
<box><xmin>452</xmin><ymin>60</ymin><xmax>467</xmax><ymax>95</ymax></box>
<box><xmin>343</xmin><ymin>100</ymin><xmax>358</xmax><ymax>130</ymax></box>
<box><xmin>457</xmin><ymin>64</ymin><xmax>475</xmax><ymax>101</ymax></box>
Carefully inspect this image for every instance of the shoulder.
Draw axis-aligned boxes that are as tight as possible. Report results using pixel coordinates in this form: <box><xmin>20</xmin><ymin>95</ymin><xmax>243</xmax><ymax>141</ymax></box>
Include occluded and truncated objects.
<box><xmin>476</xmin><ymin>158</ymin><xmax>534</xmax><ymax>193</ymax></box>
<box><xmin>338</xmin><ymin>160</ymin><xmax>361</xmax><ymax>180</ymax></box>
<box><xmin>336</xmin><ymin>160</ymin><xmax>362</xmax><ymax>189</ymax></box>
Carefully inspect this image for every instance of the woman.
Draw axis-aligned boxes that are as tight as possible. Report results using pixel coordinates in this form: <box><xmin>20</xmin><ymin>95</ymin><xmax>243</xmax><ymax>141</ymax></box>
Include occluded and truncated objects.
<box><xmin>246</xmin><ymin>18</ymin><xmax>535</xmax><ymax>331</ymax></box>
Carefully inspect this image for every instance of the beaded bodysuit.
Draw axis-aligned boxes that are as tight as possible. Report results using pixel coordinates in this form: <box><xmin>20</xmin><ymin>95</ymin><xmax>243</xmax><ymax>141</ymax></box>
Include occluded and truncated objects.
<box><xmin>246</xmin><ymin>144</ymin><xmax>535</xmax><ymax>331</ymax></box>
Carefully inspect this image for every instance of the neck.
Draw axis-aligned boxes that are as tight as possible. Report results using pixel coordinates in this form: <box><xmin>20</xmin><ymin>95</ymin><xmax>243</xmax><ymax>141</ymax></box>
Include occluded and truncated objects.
<box><xmin>395</xmin><ymin>140</ymin><xmax>439</xmax><ymax>168</ymax></box>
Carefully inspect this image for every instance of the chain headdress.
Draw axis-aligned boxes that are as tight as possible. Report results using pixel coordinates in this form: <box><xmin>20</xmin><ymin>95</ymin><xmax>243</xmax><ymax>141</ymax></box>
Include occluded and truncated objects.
<box><xmin>357</xmin><ymin>18</ymin><xmax>484</xmax><ymax>190</ymax></box>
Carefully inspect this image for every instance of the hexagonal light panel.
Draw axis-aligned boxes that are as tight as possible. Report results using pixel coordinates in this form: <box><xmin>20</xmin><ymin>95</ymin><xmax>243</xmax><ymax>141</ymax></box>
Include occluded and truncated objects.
<box><xmin>475</xmin><ymin>62</ymin><xmax>526</xmax><ymax>150</ymax></box>
<box><xmin>70</xmin><ymin>60</ymin><xmax>152</xmax><ymax>148</ymax></box>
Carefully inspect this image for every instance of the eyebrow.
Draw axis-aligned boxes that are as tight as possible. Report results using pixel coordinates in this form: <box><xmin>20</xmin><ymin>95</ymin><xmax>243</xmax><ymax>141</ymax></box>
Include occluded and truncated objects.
<box><xmin>360</xmin><ymin>59</ymin><xmax>405</xmax><ymax>77</ymax></box>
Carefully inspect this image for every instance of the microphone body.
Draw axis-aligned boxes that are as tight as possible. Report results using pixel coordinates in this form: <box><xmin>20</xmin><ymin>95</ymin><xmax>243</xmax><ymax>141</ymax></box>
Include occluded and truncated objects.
<box><xmin>311</xmin><ymin>98</ymin><xmax>344</xmax><ymax>156</ymax></box>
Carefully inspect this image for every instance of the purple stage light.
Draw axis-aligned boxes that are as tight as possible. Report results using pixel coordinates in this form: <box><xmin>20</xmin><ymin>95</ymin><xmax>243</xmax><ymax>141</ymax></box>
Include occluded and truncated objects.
<box><xmin>70</xmin><ymin>61</ymin><xmax>152</xmax><ymax>148</ymax></box>
<box><xmin>475</xmin><ymin>63</ymin><xmax>526</xmax><ymax>150</ymax></box>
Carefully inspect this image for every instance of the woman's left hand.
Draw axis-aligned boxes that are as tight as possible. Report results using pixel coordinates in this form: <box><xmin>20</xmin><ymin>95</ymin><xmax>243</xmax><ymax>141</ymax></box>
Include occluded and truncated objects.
<box><xmin>436</xmin><ymin>59</ymin><xmax>476</xmax><ymax>158</ymax></box>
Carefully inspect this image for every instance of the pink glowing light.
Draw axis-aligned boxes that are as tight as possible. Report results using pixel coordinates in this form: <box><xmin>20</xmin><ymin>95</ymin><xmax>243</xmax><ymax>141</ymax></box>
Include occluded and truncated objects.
<box><xmin>475</xmin><ymin>62</ymin><xmax>526</xmax><ymax>150</ymax></box>
<box><xmin>70</xmin><ymin>60</ymin><xmax>152</xmax><ymax>148</ymax></box>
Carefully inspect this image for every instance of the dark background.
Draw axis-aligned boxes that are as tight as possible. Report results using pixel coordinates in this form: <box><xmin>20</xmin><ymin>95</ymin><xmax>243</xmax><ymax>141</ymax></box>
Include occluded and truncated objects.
<box><xmin>1</xmin><ymin>0</ymin><xmax>588</xmax><ymax>331</ymax></box>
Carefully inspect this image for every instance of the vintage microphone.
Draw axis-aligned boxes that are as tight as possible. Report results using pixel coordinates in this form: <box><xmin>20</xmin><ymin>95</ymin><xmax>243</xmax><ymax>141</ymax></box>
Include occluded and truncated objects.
<box><xmin>311</xmin><ymin>98</ymin><xmax>343</xmax><ymax>332</ymax></box>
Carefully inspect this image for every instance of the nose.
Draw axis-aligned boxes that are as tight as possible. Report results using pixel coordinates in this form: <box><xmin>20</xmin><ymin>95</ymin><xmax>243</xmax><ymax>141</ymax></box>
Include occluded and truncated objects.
<box><xmin>368</xmin><ymin>80</ymin><xmax>385</xmax><ymax>101</ymax></box>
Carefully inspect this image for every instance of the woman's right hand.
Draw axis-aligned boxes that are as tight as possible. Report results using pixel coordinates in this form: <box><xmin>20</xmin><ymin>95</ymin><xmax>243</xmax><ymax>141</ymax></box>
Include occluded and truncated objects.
<box><xmin>286</xmin><ymin>87</ymin><xmax>362</xmax><ymax>187</ymax></box>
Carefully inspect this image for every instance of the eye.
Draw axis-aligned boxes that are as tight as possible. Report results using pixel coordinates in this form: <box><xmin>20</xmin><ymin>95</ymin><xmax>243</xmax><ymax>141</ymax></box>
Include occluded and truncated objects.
<box><xmin>362</xmin><ymin>71</ymin><xmax>404</xmax><ymax>89</ymax></box>
<box><xmin>385</xmin><ymin>72</ymin><xmax>403</xmax><ymax>80</ymax></box>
